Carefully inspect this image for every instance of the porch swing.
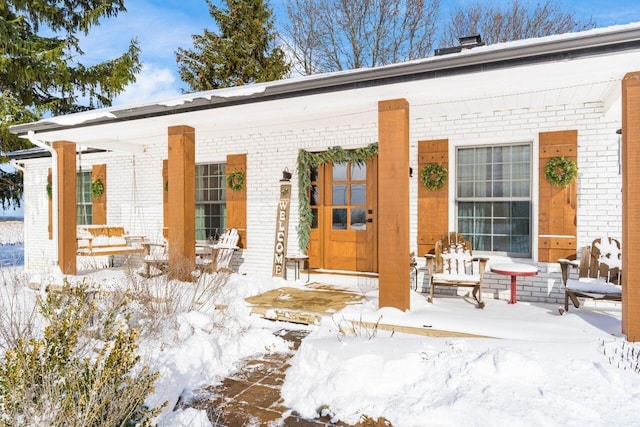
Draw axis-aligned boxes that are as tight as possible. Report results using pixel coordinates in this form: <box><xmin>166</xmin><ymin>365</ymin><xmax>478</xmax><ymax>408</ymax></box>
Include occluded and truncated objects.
<box><xmin>75</xmin><ymin>150</ymin><xmax>146</xmax><ymax>258</ymax></box>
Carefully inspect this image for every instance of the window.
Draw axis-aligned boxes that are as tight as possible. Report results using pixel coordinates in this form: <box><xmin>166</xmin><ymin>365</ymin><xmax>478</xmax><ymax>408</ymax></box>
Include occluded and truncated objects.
<box><xmin>76</xmin><ymin>171</ymin><xmax>92</xmax><ymax>225</ymax></box>
<box><xmin>456</xmin><ymin>144</ymin><xmax>531</xmax><ymax>257</ymax></box>
<box><xmin>331</xmin><ymin>162</ymin><xmax>367</xmax><ymax>231</ymax></box>
<box><xmin>195</xmin><ymin>163</ymin><xmax>226</xmax><ymax>241</ymax></box>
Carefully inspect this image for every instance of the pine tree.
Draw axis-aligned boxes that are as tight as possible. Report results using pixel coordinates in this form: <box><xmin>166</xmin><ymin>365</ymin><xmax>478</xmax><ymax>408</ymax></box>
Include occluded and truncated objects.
<box><xmin>0</xmin><ymin>1</ymin><xmax>141</xmax><ymax>208</ymax></box>
<box><xmin>176</xmin><ymin>0</ymin><xmax>290</xmax><ymax>91</ymax></box>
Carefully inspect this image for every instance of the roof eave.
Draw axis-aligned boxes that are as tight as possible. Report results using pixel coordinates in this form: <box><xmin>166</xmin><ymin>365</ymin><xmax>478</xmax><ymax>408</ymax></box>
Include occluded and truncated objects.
<box><xmin>10</xmin><ymin>24</ymin><xmax>640</xmax><ymax>137</ymax></box>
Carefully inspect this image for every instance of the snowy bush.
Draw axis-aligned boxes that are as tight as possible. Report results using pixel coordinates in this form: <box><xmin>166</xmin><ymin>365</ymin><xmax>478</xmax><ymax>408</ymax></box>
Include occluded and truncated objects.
<box><xmin>0</xmin><ymin>284</ymin><xmax>162</xmax><ymax>426</ymax></box>
<box><xmin>123</xmin><ymin>270</ymin><xmax>230</xmax><ymax>340</ymax></box>
<box><xmin>0</xmin><ymin>270</ymin><xmax>41</xmax><ymax>351</ymax></box>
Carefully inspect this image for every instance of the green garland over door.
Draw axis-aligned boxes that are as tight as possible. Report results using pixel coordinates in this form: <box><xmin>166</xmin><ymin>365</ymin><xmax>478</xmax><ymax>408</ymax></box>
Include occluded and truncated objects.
<box><xmin>296</xmin><ymin>143</ymin><xmax>378</xmax><ymax>252</ymax></box>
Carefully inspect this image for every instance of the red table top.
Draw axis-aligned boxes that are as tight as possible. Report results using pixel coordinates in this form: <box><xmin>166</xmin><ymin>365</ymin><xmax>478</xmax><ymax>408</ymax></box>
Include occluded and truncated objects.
<box><xmin>490</xmin><ymin>263</ymin><xmax>538</xmax><ymax>277</ymax></box>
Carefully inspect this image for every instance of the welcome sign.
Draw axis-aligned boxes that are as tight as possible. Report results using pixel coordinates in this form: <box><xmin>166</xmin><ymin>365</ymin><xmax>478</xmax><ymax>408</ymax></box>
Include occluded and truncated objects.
<box><xmin>272</xmin><ymin>182</ymin><xmax>291</xmax><ymax>277</ymax></box>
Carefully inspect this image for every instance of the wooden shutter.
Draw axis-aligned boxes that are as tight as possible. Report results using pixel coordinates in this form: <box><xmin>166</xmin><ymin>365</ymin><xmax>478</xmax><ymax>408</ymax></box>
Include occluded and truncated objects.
<box><xmin>417</xmin><ymin>139</ymin><xmax>449</xmax><ymax>256</ymax></box>
<box><xmin>226</xmin><ymin>154</ymin><xmax>247</xmax><ymax>248</ymax></box>
<box><xmin>162</xmin><ymin>159</ymin><xmax>168</xmax><ymax>238</ymax></box>
<box><xmin>91</xmin><ymin>164</ymin><xmax>106</xmax><ymax>224</ymax></box>
<box><xmin>47</xmin><ymin>168</ymin><xmax>52</xmax><ymax>240</ymax></box>
<box><xmin>538</xmin><ymin>130</ymin><xmax>578</xmax><ymax>262</ymax></box>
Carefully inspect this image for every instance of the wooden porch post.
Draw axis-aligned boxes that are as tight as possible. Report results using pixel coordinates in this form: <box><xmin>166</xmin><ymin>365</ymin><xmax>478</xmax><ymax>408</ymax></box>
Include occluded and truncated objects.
<box><xmin>167</xmin><ymin>126</ymin><xmax>196</xmax><ymax>278</ymax></box>
<box><xmin>622</xmin><ymin>72</ymin><xmax>640</xmax><ymax>341</ymax></box>
<box><xmin>53</xmin><ymin>141</ymin><xmax>77</xmax><ymax>275</ymax></box>
<box><xmin>378</xmin><ymin>99</ymin><xmax>410</xmax><ymax>311</ymax></box>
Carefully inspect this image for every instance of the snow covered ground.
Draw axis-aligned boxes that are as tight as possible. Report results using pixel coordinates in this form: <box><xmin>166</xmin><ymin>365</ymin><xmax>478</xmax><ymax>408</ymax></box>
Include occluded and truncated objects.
<box><xmin>2</xmin><ymin>264</ymin><xmax>639</xmax><ymax>426</ymax></box>
<box><xmin>0</xmin><ymin>220</ymin><xmax>23</xmax><ymax>245</ymax></box>
<box><xmin>283</xmin><ymin>293</ymin><xmax>639</xmax><ymax>426</ymax></box>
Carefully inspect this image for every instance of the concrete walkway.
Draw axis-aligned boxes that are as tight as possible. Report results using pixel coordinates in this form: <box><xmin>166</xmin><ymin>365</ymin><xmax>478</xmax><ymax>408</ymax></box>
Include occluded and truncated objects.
<box><xmin>187</xmin><ymin>329</ymin><xmax>391</xmax><ymax>426</ymax></box>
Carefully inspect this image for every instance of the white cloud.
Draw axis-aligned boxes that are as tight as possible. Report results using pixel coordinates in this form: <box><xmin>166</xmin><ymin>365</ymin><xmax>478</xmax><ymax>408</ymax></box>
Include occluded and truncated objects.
<box><xmin>112</xmin><ymin>64</ymin><xmax>181</xmax><ymax>106</ymax></box>
<box><xmin>73</xmin><ymin>0</ymin><xmax>212</xmax><ymax>103</ymax></box>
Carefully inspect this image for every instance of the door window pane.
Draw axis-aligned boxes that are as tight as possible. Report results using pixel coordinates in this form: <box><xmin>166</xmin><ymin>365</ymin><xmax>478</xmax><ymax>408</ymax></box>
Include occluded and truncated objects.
<box><xmin>351</xmin><ymin>209</ymin><xmax>366</xmax><ymax>230</ymax></box>
<box><xmin>332</xmin><ymin>184</ymin><xmax>347</xmax><ymax>205</ymax></box>
<box><xmin>351</xmin><ymin>163</ymin><xmax>366</xmax><ymax>180</ymax></box>
<box><xmin>333</xmin><ymin>163</ymin><xmax>347</xmax><ymax>181</ymax></box>
<box><xmin>310</xmin><ymin>185</ymin><xmax>319</xmax><ymax>206</ymax></box>
<box><xmin>350</xmin><ymin>184</ymin><xmax>366</xmax><ymax>205</ymax></box>
<box><xmin>332</xmin><ymin>209</ymin><xmax>347</xmax><ymax>229</ymax></box>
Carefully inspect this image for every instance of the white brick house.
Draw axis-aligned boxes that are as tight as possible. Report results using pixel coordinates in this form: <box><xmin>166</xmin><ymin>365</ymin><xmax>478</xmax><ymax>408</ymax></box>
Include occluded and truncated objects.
<box><xmin>9</xmin><ymin>24</ymin><xmax>640</xmax><ymax>332</ymax></box>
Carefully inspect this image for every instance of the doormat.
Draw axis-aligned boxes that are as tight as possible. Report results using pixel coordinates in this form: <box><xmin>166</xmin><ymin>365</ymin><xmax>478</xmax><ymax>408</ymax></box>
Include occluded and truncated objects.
<box><xmin>246</xmin><ymin>285</ymin><xmax>364</xmax><ymax>325</ymax></box>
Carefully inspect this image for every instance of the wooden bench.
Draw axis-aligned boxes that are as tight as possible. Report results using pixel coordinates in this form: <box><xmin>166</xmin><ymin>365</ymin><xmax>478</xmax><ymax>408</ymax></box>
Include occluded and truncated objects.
<box><xmin>77</xmin><ymin>225</ymin><xmax>146</xmax><ymax>257</ymax></box>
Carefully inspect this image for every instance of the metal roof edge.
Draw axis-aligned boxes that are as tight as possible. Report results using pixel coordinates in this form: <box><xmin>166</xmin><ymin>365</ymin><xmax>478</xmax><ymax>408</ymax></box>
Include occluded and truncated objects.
<box><xmin>6</xmin><ymin>147</ymin><xmax>51</xmax><ymax>160</ymax></box>
<box><xmin>7</xmin><ymin>147</ymin><xmax>108</xmax><ymax>160</ymax></box>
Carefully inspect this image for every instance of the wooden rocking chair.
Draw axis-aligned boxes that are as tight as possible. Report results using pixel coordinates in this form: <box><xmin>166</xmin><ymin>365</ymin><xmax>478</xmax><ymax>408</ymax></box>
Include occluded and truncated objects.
<box><xmin>558</xmin><ymin>237</ymin><xmax>622</xmax><ymax>313</ymax></box>
<box><xmin>140</xmin><ymin>240</ymin><xmax>169</xmax><ymax>278</ymax></box>
<box><xmin>196</xmin><ymin>228</ymin><xmax>240</xmax><ymax>273</ymax></box>
<box><xmin>425</xmin><ymin>232</ymin><xmax>488</xmax><ymax>308</ymax></box>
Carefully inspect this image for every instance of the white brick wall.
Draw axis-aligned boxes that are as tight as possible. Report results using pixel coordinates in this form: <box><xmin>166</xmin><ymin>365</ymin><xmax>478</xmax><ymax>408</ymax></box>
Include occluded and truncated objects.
<box><xmin>410</xmin><ymin>101</ymin><xmax>621</xmax><ymax>304</ymax></box>
<box><xmin>20</xmin><ymin>94</ymin><xmax>622</xmax><ymax>306</ymax></box>
<box><xmin>22</xmin><ymin>157</ymin><xmax>55</xmax><ymax>273</ymax></box>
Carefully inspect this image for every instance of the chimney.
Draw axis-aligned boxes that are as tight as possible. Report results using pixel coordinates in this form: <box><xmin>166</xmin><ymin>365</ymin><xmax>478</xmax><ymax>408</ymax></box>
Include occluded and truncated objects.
<box><xmin>435</xmin><ymin>34</ymin><xmax>484</xmax><ymax>56</ymax></box>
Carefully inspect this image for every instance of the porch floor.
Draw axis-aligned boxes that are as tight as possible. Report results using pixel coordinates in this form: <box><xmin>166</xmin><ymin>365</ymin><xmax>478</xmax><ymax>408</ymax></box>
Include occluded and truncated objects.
<box><xmin>246</xmin><ymin>282</ymin><xmax>488</xmax><ymax>338</ymax></box>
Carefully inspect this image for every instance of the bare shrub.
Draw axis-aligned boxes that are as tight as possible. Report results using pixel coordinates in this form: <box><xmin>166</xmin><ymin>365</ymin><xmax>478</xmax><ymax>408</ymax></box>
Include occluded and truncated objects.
<box><xmin>122</xmin><ymin>267</ymin><xmax>231</xmax><ymax>339</ymax></box>
<box><xmin>602</xmin><ymin>338</ymin><xmax>640</xmax><ymax>374</ymax></box>
<box><xmin>335</xmin><ymin>315</ymin><xmax>383</xmax><ymax>340</ymax></box>
<box><xmin>0</xmin><ymin>269</ymin><xmax>41</xmax><ymax>351</ymax></box>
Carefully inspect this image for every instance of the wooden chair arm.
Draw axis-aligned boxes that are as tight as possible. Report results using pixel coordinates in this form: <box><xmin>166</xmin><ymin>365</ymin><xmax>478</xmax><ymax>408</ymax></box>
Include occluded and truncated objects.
<box><xmin>424</xmin><ymin>254</ymin><xmax>435</xmax><ymax>276</ymax></box>
<box><xmin>77</xmin><ymin>235</ymin><xmax>95</xmax><ymax>252</ymax></box>
<box><xmin>141</xmin><ymin>241</ymin><xmax>167</xmax><ymax>256</ymax></box>
<box><xmin>473</xmin><ymin>257</ymin><xmax>489</xmax><ymax>279</ymax></box>
<box><xmin>558</xmin><ymin>258</ymin><xmax>579</xmax><ymax>284</ymax></box>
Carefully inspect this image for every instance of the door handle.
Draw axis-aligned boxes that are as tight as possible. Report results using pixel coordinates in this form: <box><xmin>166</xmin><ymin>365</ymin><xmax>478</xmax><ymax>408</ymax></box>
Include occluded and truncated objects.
<box><xmin>366</xmin><ymin>218</ymin><xmax>373</xmax><ymax>223</ymax></box>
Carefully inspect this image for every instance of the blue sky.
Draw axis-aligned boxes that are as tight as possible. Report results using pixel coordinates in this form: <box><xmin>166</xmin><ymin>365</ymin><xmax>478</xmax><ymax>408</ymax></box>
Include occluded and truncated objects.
<box><xmin>75</xmin><ymin>0</ymin><xmax>640</xmax><ymax>107</ymax></box>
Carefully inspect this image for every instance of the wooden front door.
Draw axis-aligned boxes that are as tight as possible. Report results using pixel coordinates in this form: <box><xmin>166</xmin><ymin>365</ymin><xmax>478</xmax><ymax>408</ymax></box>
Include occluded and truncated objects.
<box><xmin>320</xmin><ymin>158</ymin><xmax>378</xmax><ymax>272</ymax></box>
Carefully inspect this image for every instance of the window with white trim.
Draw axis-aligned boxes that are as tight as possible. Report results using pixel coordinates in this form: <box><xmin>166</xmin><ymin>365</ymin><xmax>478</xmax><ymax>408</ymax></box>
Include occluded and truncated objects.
<box><xmin>456</xmin><ymin>144</ymin><xmax>531</xmax><ymax>257</ymax></box>
<box><xmin>195</xmin><ymin>163</ymin><xmax>226</xmax><ymax>241</ymax></box>
<box><xmin>76</xmin><ymin>170</ymin><xmax>92</xmax><ymax>225</ymax></box>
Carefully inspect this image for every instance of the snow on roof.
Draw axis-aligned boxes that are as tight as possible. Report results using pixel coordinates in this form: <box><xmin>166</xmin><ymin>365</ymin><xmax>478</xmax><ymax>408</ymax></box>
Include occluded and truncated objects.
<box><xmin>43</xmin><ymin>110</ymin><xmax>116</xmax><ymax>126</ymax></box>
<box><xmin>158</xmin><ymin>84</ymin><xmax>268</xmax><ymax>107</ymax></box>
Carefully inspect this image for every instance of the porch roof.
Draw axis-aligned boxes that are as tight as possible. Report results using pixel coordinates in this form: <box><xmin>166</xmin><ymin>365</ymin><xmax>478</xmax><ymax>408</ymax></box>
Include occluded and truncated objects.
<box><xmin>10</xmin><ymin>22</ymin><xmax>640</xmax><ymax>153</ymax></box>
